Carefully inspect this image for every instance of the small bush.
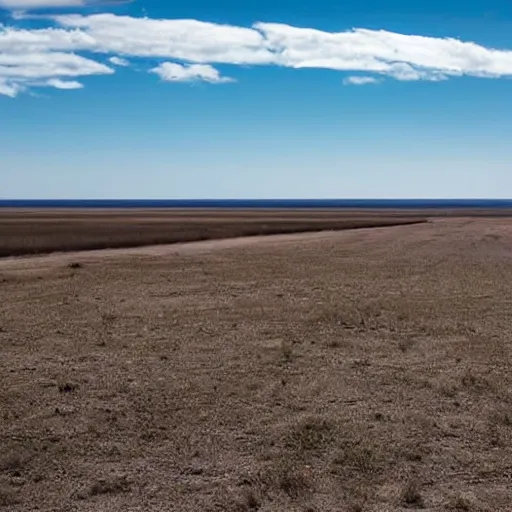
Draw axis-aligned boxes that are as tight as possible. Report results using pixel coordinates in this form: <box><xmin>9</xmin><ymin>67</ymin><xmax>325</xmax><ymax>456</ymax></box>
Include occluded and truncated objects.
<box><xmin>0</xmin><ymin>453</ymin><xmax>22</xmax><ymax>473</ymax></box>
<box><xmin>0</xmin><ymin>448</ymin><xmax>31</xmax><ymax>474</ymax></box>
<box><xmin>333</xmin><ymin>444</ymin><xmax>379</xmax><ymax>475</ymax></box>
<box><xmin>58</xmin><ymin>382</ymin><xmax>78</xmax><ymax>393</ymax></box>
<box><xmin>240</xmin><ymin>489</ymin><xmax>261</xmax><ymax>510</ymax></box>
<box><xmin>280</xmin><ymin>340</ymin><xmax>293</xmax><ymax>363</ymax></box>
<box><xmin>461</xmin><ymin>369</ymin><xmax>493</xmax><ymax>392</ymax></box>
<box><xmin>0</xmin><ymin>486</ymin><xmax>19</xmax><ymax>507</ymax></box>
<box><xmin>89</xmin><ymin>475</ymin><xmax>130</xmax><ymax>496</ymax></box>
<box><xmin>447</xmin><ymin>492</ymin><xmax>479</xmax><ymax>510</ymax></box>
<box><xmin>401</xmin><ymin>479</ymin><xmax>424</xmax><ymax>508</ymax></box>
<box><xmin>286</xmin><ymin>416</ymin><xmax>335</xmax><ymax>452</ymax></box>
<box><xmin>398</xmin><ymin>336</ymin><xmax>416</xmax><ymax>352</ymax></box>
<box><xmin>490</xmin><ymin>409</ymin><xmax>512</xmax><ymax>427</ymax></box>
<box><xmin>277</xmin><ymin>465</ymin><xmax>311</xmax><ymax>499</ymax></box>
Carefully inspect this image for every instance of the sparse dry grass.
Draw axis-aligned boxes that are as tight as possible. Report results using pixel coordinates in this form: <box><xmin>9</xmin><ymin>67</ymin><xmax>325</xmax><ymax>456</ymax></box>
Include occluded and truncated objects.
<box><xmin>3</xmin><ymin>215</ymin><xmax>512</xmax><ymax>510</ymax></box>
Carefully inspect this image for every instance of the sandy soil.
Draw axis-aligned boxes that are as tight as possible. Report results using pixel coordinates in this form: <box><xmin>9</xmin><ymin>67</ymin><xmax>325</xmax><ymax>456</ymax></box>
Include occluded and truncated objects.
<box><xmin>2</xmin><ymin>218</ymin><xmax>512</xmax><ymax>511</ymax></box>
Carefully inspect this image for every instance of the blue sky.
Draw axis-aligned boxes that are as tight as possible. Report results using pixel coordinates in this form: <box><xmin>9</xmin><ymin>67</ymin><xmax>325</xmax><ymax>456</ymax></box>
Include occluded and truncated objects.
<box><xmin>1</xmin><ymin>0</ymin><xmax>512</xmax><ymax>199</ymax></box>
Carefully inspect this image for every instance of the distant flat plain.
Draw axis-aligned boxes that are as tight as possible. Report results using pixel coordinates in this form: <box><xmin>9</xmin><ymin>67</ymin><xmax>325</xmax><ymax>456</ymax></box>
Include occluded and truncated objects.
<box><xmin>2</xmin><ymin>211</ymin><xmax>512</xmax><ymax>511</ymax></box>
<box><xmin>0</xmin><ymin>208</ymin><xmax>430</xmax><ymax>257</ymax></box>
<box><xmin>3</xmin><ymin>207</ymin><xmax>512</xmax><ymax>258</ymax></box>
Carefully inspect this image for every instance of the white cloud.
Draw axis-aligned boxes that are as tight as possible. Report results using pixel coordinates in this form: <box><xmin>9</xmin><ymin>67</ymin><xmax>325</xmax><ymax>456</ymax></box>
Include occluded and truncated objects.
<box><xmin>151</xmin><ymin>62</ymin><xmax>233</xmax><ymax>83</ymax></box>
<box><xmin>0</xmin><ymin>0</ymin><xmax>83</xmax><ymax>8</ymax></box>
<box><xmin>0</xmin><ymin>0</ymin><xmax>129</xmax><ymax>8</ymax></box>
<box><xmin>0</xmin><ymin>49</ymin><xmax>112</xmax><ymax>96</ymax></box>
<box><xmin>2</xmin><ymin>12</ymin><xmax>512</xmax><ymax>97</ymax></box>
<box><xmin>0</xmin><ymin>25</ymin><xmax>96</xmax><ymax>54</ymax></box>
<box><xmin>0</xmin><ymin>51</ymin><xmax>112</xmax><ymax>78</ymax></box>
<box><xmin>0</xmin><ymin>79</ymin><xmax>22</xmax><ymax>96</ymax></box>
<box><xmin>54</xmin><ymin>14</ymin><xmax>276</xmax><ymax>64</ymax></box>
<box><xmin>109</xmin><ymin>55</ymin><xmax>129</xmax><ymax>66</ymax></box>
<box><xmin>52</xmin><ymin>14</ymin><xmax>512</xmax><ymax>79</ymax></box>
<box><xmin>255</xmin><ymin>23</ymin><xmax>512</xmax><ymax>79</ymax></box>
<box><xmin>343</xmin><ymin>76</ymin><xmax>379</xmax><ymax>85</ymax></box>
<box><xmin>46</xmin><ymin>77</ymin><xmax>83</xmax><ymax>88</ymax></box>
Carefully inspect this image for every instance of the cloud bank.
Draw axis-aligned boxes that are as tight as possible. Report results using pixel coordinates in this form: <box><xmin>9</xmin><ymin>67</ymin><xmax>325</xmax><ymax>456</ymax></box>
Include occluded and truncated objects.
<box><xmin>2</xmin><ymin>11</ymin><xmax>512</xmax><ymax>96</ymax></box>
<box><xmin>0</xmin><ymin>0</ymin><xmax>129</xmax><ymax>8</ymax></box>
<box><xmin>0</xmin><ymin>0</ymin><xmax>84</xmax><ymax>7</ymax></box>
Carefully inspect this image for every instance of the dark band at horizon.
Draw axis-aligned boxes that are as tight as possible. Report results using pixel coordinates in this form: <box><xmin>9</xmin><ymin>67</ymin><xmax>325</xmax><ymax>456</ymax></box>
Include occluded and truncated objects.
<box><xmin>2</xmin><ymin>199</ymin><xmax>512</xmax><ymax>209</ymax></box>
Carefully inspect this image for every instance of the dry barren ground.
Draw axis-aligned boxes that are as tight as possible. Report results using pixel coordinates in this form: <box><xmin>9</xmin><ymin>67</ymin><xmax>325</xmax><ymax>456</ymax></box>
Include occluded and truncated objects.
<box><xmin>2</xmin><ymin>217</ymin><xmax>512</xmax><ymax>511</ymax></box>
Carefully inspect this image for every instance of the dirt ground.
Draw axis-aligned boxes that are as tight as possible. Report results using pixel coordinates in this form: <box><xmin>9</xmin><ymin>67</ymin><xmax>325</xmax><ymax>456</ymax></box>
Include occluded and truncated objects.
<box><xmin>2</xmin><ymin>217</ymin><xmax>512</xmax><ymax>511</ymax></box>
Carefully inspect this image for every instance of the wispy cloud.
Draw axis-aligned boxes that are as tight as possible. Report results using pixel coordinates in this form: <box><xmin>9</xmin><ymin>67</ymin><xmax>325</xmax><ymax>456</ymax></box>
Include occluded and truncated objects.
<box><xmin>0</xmin><ymin>79</ymin><xmax>22</xmax><ymax>96</ymax></box>
<box><xmin>1</xmin><ymin>12</ymin><xmax>512</xmax><ymax>96</ymax></box>
<box><xmin>46</xmin><ymin>77</ymin><xmax>83</xmax><ymax>88</ymax></box>
<box><xmin>343</xmin><ymin>76</ymin><xmax>379</xmax><ymax>85</ymax></box>
<box><xmin>0</xmin><ymin>51</ymin><xmax>111</xmax><ymax>78</ymax></box>
<box><xmin>0</xmin><ymin>49</ymin><xmax>112</xmax><ymax>95</ymax></box>
<box><xmin>109</xmin><ymin>55</ymin><xmax>129</xmax><ymax>66</ymax></box>
<box><xmin>151</xmin><ymin>62</ymin><xmax>234</xmax><ymax>83</ymax></box>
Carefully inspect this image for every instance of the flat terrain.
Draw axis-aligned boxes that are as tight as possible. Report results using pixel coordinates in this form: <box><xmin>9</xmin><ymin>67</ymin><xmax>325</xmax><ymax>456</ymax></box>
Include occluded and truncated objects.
<box><xmin>2</xmin><ymin>217</ymin><xmax>512</xmax><ymax>511</ymax></box>
<box><xmin>0</xmin><ymin>209</ymin><xmax>426</xmax><ymax>257</ymax></box>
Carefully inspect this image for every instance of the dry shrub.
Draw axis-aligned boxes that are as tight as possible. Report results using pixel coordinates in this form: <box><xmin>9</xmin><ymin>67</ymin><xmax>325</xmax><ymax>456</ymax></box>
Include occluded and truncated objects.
<box><xmin>333</xmin><ymin>443</ymin><xmax>380</xmax><ymax>476</ymax></box>
<box><xmin>490</xmin><ymin>408</ymin><xmax>512</xmax><ymax>427</ymax></box>
<box><xmin>240</xmin><ymin>488</ymin><xmax>261</xmax><ymax>510</ymax></box>
<box><xmin>0</xmin><ymin>453</ymin><xmax>23</xmax><ymax>474</ymax></box>
<box><xmin>398</xmin><ymin>336</ymin><xmax>416</xmax><ymax>352</ymax></box>
<box><xmin>285</xmin><ymin>416</ymin><xmax>335</xmax><ymax>452</ymax></box>
<box><xmin>460</xmin><ymin>370</ymin><xmax>494</xmax><ymax>393</ymax></box>
<box><xmin>437</xmin><ymin>380</ymin><xmax>460</xmax><ymax>398</ymax></box>
<box><xmin>309</xmin><ymin>303</ymin><xmax>368</xmax><ymax>331</ymax></box>
<box><xmin>274</xmin><ymin>461</ymin><xmax>313</xmax><ymax>499</ymax></box>
<box><xmin>400</xmin><ymin>478</ymin><xmax>424</xmax><ymax>508</ymax></box>
<box><xmin>447</xmin><ymin>493</ymin><xmax>475</xmax><ymax>510</ymax></box>
<box><xmin>446</xmin><ymin>490</ymin><xmax>485</xmax><ymax>511</ymax></box>
<box><xmin>89</xmin><ymin>475</ymin><xmax>131</xmax><ymax>496</ymax></box>
<box><xmin>0</xmin><ymin>485</ymin><xmax>19</xmax><ymax>507</ymax></box>
<box><xmin>399</xmin><ymin>441</ymin><xmax>431</xmax><ymax>463</ymax></box>
<box><xmin>58</xmin><ymin>381</ymin><xmax>79</xmax><ymax>393</ymax></box>
<box><xmin>280</xmin><ymin>340</ymin><xmax>293</xmax><ymax>363</ymax></box>
<box><xmin>0</xmin><ymin>448</ymin><xmax>31</xmax><ymax>474</ymax></box>
<box><xmin>239</xmin><ymin>457</ymin><xmax>314</xmax><ymax>505</ymax></box>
